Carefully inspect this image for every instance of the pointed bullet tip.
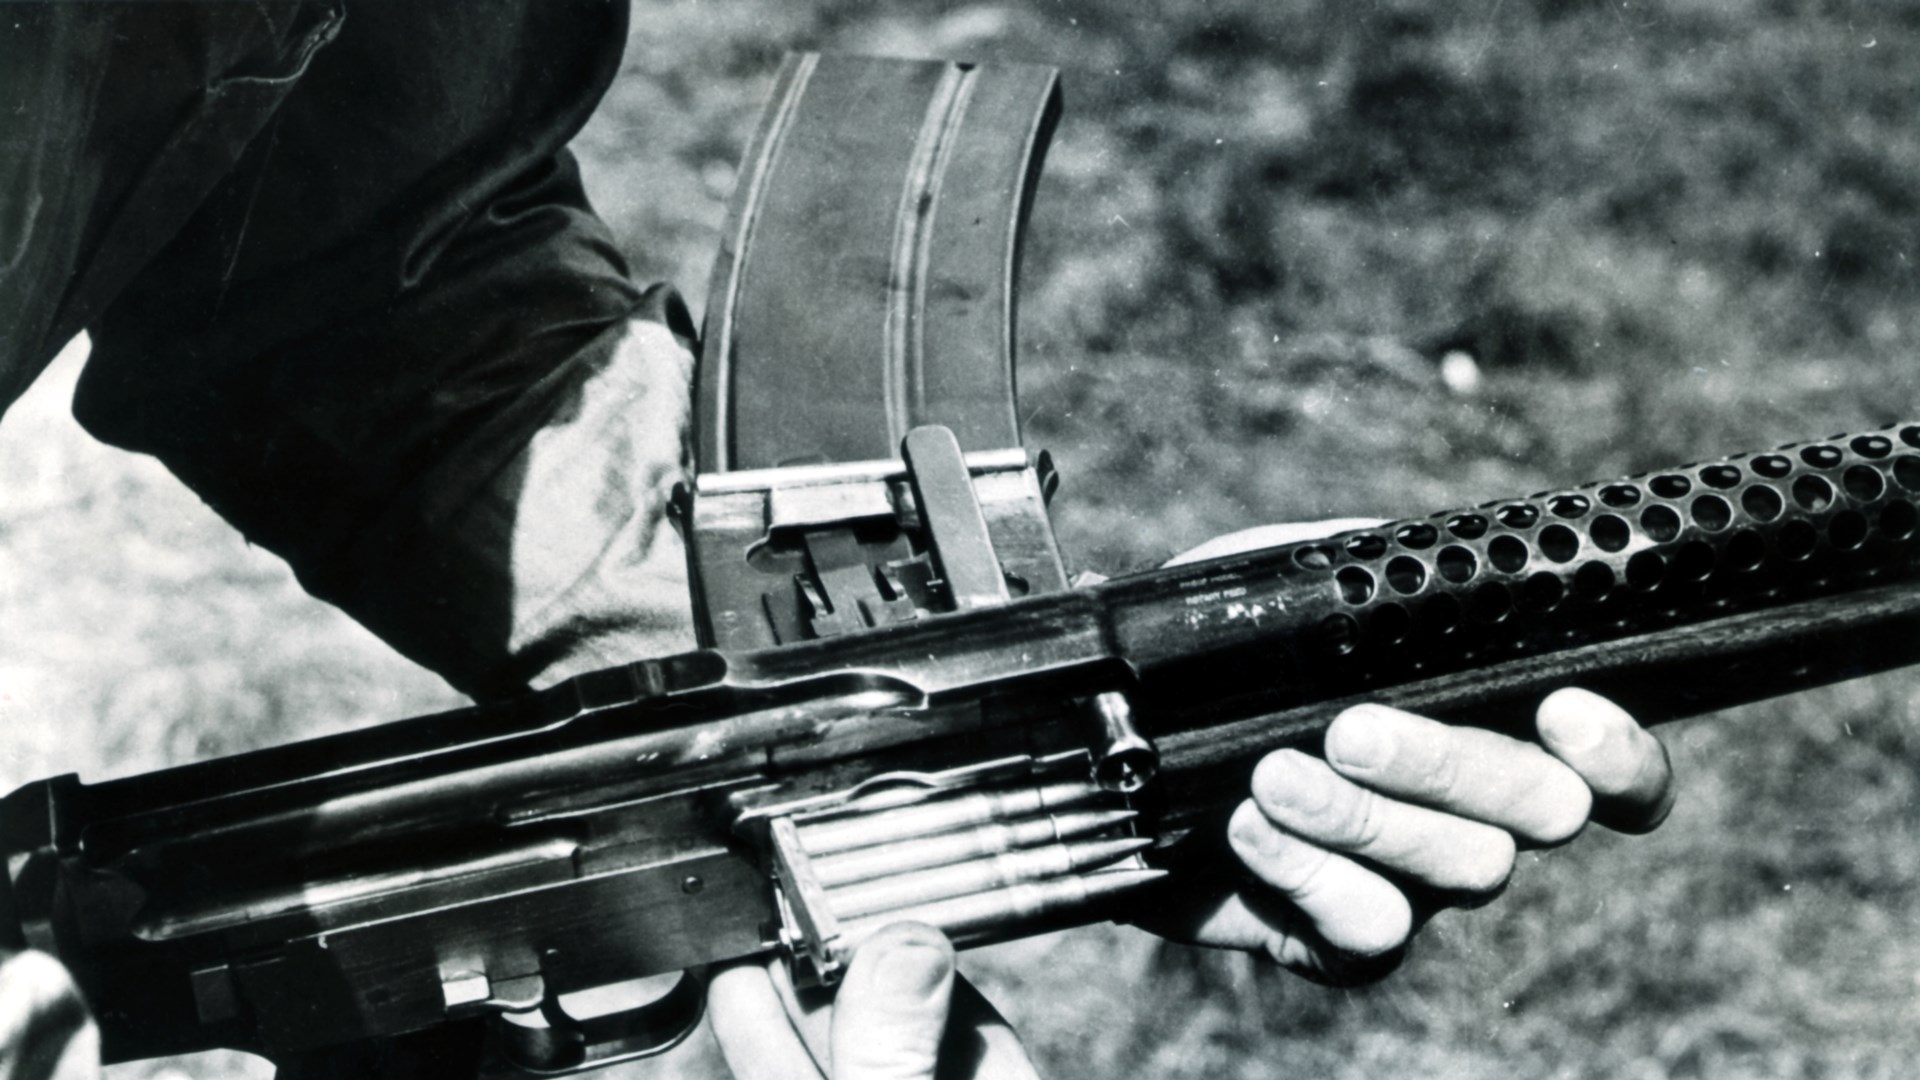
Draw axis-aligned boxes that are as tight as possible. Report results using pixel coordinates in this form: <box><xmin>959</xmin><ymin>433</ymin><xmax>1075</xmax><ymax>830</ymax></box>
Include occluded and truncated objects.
<box><xmin>1065</xmin><ymin>836</ymin><xmax>1156</xmax><ymax>872</ymax></box>
<box><xmin>1050</xmin><ymin>808</ymin><xmax>1139</xmax><ymax>839</ymax></box>
<box><xmin>1079</xmin><ymin>868</ymin><xmax>1169</xmax><ymax>898</ymax></box>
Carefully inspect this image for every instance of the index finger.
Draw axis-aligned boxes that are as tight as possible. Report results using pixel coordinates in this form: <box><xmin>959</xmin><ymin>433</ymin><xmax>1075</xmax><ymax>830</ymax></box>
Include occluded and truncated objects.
<box><xmin>1322</xmin><ymin>704</ymin><xmax>1594</xmax><ymax>845</ymax></box>
<box><xmin>0</xmin><ymin>951</ymin><xmax>98</xmax><ymax>1080</ymax></box>
<box><xmin>707</xmin><ymin>960</ymin><xmax>825</xmax><ymax>1080</ymax></box>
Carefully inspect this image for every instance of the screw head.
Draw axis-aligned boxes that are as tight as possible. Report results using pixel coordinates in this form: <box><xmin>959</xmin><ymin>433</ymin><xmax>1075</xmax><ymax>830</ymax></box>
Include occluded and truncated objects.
<box><xmin>681</xmin><ymin>875</ymin><xmax>705</xmax><ymax>895</ymax></box>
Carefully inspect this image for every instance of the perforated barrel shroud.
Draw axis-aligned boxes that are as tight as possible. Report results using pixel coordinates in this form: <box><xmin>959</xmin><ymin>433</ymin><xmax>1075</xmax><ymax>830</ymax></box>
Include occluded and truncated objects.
<box><xmin>1122</xmin><ymin>422</ymin><xmax>1920</xmax><ymax>710</ymax></box>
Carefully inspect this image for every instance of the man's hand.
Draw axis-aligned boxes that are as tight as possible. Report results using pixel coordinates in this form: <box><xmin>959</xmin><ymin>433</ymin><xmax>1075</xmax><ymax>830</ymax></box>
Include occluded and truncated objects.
<box><xmin>1142</xmin><ymin>688</ymin><xmax>1673</xmax><ymax>982</ymax></box>
<box><xmin>1148</xmin><ymin>522</ymin><xmax>1676</xmax><ymax>982</ymax></box>
<box><xmin>705</xmin><ymin>707</ymin><xmax>1670</xmax><ymax>1078</ymax></box>
<box><xmin>0</xmin><ymin>951</ymin><xmax>97</xmax><ymax>1080</ymax></box>
<box><xmin>708</xmin><ymin>923</ymin><xmax>1039</xmax><ymax>1080</ymax></box>
<box><xmin>707</xmin><ymin>519</ymin><xmax>1677</xmax><ymax>1073</ymax></box>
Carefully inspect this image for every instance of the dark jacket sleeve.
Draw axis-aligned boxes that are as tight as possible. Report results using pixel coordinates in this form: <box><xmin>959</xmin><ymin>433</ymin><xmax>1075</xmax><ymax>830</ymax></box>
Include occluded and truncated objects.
<box><xmin>79</xmin><ymin>0</ymin><xmax>699</xmax><ymax>700</ymax></box>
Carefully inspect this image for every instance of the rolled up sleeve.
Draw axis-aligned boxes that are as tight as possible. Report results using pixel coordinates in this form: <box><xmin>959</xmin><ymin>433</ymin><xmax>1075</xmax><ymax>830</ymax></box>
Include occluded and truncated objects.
<box><xmin>75</xmin><ymin>1</ymin><xmax>698</xmax><ymax>700</ymax></box>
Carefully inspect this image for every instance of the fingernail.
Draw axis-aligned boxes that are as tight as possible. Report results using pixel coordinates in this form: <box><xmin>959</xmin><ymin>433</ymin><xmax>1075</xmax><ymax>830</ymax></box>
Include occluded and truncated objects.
<box><xmin>872</xmin><ymin>940</ymin><xmax>952</xmax><ymax>1003</ymax></box>
<box><xmin>1540</xmin><ymin>690</ymin><xmax>1608</xmax><ymax>753</ymax></box>
<box><xmin>1257</xmin><ymin>751</ymin><xmax>1335</xmax><ymax>813</ymax></box>
<box><xmin>1229</xmin><ymin>801</ymin><xmax>1288</xmax><ymax>857</ymax></box>
<box><xmin>1326</xmin><ymin>709</ymin><xmax>1395</xmax><ymax>770</ymax></box>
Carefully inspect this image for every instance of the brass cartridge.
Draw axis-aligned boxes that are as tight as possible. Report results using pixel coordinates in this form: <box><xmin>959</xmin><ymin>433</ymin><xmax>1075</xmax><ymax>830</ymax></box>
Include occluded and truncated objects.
<box><xmin>826</xmin><ymin>837</ymin><xmax>1151</xmax><ymax>920</ymax></box>
<box><xmin>810</xmin><ymin>809</ymin><xmax>1137</xmax><ymax>888</ymax></box>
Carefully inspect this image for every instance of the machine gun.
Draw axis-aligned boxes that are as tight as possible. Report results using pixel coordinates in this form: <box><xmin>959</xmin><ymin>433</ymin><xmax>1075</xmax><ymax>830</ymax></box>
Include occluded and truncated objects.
<box><xmin>7</xmin><ymin>53</ymin><xmax>1920</xmax><ymax>1075</ymax></box>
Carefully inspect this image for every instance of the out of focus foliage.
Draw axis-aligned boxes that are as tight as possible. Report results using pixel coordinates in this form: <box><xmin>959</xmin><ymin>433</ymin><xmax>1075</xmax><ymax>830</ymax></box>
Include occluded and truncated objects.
<box><xmin>4</xmin><ymin>2</ymin><xmax>1916</xmax><ymax>1079</ymax></box>
<box><xmin>587</xmin><ymin>0</ymin><xmax>1920</xmax><ymax>563</ymax></box>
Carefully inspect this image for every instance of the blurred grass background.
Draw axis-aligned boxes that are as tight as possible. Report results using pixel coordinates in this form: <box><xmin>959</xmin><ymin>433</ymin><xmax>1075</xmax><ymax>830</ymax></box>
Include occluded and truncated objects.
<box><xmin>5</xmin><ymin>1</ymin><xmax>1919</xmax><ymax>1077</ymax></box>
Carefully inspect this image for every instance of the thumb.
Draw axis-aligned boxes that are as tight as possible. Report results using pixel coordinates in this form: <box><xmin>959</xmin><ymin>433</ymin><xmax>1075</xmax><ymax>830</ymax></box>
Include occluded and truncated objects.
<box><xmin>0</xmin><ymin>951</ymin><xmax>98</xmax><ymax>1080</ymax></box>
<box><xmin>828</xmin><ymin>923</ymin><xmax>955</xmax><ymax>1080</ymax></box>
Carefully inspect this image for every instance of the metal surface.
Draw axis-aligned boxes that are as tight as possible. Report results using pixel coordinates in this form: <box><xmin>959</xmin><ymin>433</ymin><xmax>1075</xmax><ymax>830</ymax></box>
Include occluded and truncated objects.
<box><xmin>673</xmin><ymin>447</ymin><xmax>1069</xmax><ymax>650</ymax></box>
<box><xmin>684</xmin><ymin>51</ymin><xmax>1067</xmax><ymax>668</ymax></box>
<box><xmin>903</xmin><ymin>425</ymin><xmax>1014</xmax><ymax>610</ymax></box>
<box><xmin>1085</xmin><ymin>691</ymin><xmax>1157</xmax><ymax>793</ymax></box>
<box><xmin>699</xmin><ymin>53</ymin><xmax>1061</xmax><ymax>470</ymax></box>
<box><xmin>1103</xmin><ymin>424</ymin><xmax>1920</xmax><ymax>722</ymax></box>
<box><xmin>10</xmin><ymin>39</ymin><xmax>1920</xmax><ymax>1062</ymax></box>
<box><xmin>769</xmin><ymin>817</ymin><xmax>848</xmax><ymax>983</ymax></box>
<box><xmin>834</xmin><ymin>869</ymin><xmax>1169</xmax><ymax>950</ymax></box>
<box><xmin>824</xmin><ymin>838</ymin><xmax>1151</xmax><ymax>920</ymax></box>
<box><xmin>763</xmin><ymin>759</ymin><xmax>1139</xmax><ymax>978</ymax></box>
<box><xmin>795</xmin><ymin>778</ymin><xmax>1105</xmax><ymax>857</ymax></box>
<box><xmin>485</xmin><ymin>972</ymin><xmax>706</xmax><ymax>1076</ymax></box>
<box><xmin>808</xmin><ymin>809</ymin><xmax>1137</xmax><ymax>888</ymax></box>
<box><xmin>7</xmin><ymin>421</ymin><xmax>1920</xmax><ymax>1064</ymax></box>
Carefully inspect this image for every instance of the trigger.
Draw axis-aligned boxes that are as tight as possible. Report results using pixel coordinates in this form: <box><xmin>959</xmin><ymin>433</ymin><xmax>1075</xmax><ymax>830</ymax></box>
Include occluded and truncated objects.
<box><xmin>484</xmin><ymin>971</ymin><xmax>705</xmax><ymax>1076</ymax></box>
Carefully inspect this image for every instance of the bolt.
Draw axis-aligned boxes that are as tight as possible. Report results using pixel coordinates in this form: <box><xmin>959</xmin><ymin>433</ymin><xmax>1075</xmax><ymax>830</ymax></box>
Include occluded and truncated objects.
<box><xmin>681</xmin><ymin>875</ymin><xmax>704</xmax><ymax>895</ymax></box>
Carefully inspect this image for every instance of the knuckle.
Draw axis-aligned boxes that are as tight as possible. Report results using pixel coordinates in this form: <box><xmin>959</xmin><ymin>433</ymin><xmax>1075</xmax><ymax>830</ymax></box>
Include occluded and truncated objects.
<box><xmin>1410</xmin><ymin>733</ymin><xmax>1463</xmax><ymax>803</ymax></box>
<box><xmin>1250</xmin><ymin>750</ymin><xmax>1378</xmax><ymax>848</ymax></box>
<box><xmin>1273</xmin><ymin>836</ymin><xmax>1338</xmax><ymax>897</ymax></box>
<box><xmin>1324</xmin><ymin>786</ymin><xmax>1385</xmax><ymax>850</ymax></box>
<box><xmin>836</xmin><ymin>1040</ymin><xmax>940</xmax><ymax>1080</ymax></box>
<box><xmin>1229</xmin><ymin>799</ymin><xmax>1347</xmax><ymax>899</ymax></box>
<box><xmin>1260</xmin><ymin>930</ymin><xmax>1320</xmax><ymax>973</ymax></box>
<box><xmin>1227</xmin><ymin>799</ymin><xmax>1279</xmax><ymax>857</ymax></box>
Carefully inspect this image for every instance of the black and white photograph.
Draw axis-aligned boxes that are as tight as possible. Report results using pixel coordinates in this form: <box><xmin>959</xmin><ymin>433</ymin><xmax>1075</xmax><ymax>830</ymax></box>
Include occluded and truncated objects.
<box><xmin>3</xmin><ymin>3</ymin><xmax>1917</xmax><ymax>1079</ymax></box>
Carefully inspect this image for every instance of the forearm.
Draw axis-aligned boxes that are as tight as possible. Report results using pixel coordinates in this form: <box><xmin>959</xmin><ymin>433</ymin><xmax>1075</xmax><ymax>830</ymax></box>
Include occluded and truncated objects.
<box><xmin>84</xmin><ymin>277</ymin><xmax>698</xmax><ymax>700</ymax></box>
<box><xmin>66</xmin><ymin>2</ymin><xmax>699</xmax><ymax>699</ymax></box>
<box><xmin>314</xmin><ymin>297</ymin><xmax>700</xmax><ymax>698</ymax></box>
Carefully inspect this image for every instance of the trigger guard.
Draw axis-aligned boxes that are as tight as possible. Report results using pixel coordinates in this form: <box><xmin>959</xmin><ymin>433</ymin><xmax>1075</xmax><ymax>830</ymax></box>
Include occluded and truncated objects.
<box><xmin>485</xmin><ymin>970</ymin><xmax>705</xmax><ymax>1076</ymax></box>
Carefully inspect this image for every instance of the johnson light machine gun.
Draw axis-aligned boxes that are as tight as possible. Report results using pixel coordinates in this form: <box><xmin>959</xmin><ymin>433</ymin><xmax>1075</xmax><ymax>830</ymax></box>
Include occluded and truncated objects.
<box><xmin>7</xmin><ymin>53</ymin><xmax>1920</xmax><ymax>1075</ymax></box>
